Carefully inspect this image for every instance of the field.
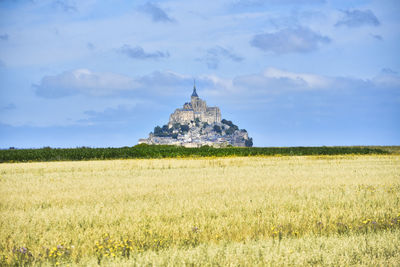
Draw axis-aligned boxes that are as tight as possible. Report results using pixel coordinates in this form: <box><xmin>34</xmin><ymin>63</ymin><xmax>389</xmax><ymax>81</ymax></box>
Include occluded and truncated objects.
<box><xmin>1</xmin><ymin>155</ymin><xmax>399</xmax><ymax>266</ymax></box>
<box><xmin>0</xmin><ymin>145</ymin><xmax>392</xmax><ymax>163</ymax></box>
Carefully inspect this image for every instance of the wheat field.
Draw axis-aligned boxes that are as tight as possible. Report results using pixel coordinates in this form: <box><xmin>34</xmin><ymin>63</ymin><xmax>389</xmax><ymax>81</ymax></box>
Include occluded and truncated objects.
<box><xmin>1</xmin><ymin>155</ymin><xmax>399</xmax><ymax>266</ymax></box>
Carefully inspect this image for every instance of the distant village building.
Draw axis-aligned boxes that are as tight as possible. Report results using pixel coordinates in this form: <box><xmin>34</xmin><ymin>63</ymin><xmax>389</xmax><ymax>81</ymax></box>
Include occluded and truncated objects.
<box><xmin>139</xmin><ymin>82</ymin><xmax>253</xmax><ymax>147</ymax></box>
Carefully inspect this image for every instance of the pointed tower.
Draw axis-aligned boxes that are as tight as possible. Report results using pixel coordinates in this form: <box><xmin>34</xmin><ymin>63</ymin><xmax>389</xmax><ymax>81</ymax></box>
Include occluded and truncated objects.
<box><xmin>190</xmin><ymin>79</ymin><xmax>206</xmax><ymax>112</ymax></box>
<box><xmin>191</xmin><ymin>79</ymin><xmax>198</xmax><ymax>99</ymax></box>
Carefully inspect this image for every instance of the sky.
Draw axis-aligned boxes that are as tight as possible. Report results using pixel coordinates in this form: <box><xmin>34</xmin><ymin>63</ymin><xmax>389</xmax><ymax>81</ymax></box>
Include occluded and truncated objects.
<box><xmin>0</xmin><ymin>0</ymin><xmax>399</xmax><ymax>148</ymax></box>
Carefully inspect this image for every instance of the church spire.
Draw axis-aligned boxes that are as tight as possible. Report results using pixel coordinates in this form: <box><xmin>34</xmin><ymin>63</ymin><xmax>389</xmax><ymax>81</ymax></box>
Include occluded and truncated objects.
<box><xmin>191</xmin><ymin>79</ymin><xmax>198</xmax><ymax>97</ymax></box>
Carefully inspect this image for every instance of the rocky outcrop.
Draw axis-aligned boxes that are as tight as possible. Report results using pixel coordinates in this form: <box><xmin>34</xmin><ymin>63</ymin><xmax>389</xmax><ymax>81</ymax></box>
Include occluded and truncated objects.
<box><xmin>139</xmin><ymin>119</ymin><xmax>252</xmax><ymax>147</ymax></box>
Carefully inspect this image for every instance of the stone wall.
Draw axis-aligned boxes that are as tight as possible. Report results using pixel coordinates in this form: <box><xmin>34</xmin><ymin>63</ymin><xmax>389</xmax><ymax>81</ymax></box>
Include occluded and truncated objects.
<box><xmin>203</xmin><ymin>107</ymin><xmax>221</xmax><ymax>124</ymax></box>
<box><xmin>169</xmin><ymin>109</ymin><xmax>194</xmax><ymax>126</ymax></box>
<box><xmin>191</xmin><ymin>96</ymin><xmax>207</xmax><ymax>112</ymax></box>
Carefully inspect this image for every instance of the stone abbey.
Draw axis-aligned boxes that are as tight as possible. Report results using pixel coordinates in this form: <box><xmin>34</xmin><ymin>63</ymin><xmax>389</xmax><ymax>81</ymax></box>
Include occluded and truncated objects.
<box><xmin>169</xmin><ymin>84</ymin><xmax>221</xmax><ymax>127</ymax></box>
<box><xmin>138</xmin><ymin>83</ymin><xmax>253</xmax><ymax>147</ymax></box>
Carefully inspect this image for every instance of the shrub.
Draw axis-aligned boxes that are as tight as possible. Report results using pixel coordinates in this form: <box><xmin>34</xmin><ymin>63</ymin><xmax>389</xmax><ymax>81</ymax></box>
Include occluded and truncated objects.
<box><xmin>245</xmin><ymin>138</ymin><xmax>253</xmax><ymax>147</ymax></box>
<box><xmin>222</xmin><ymin>119</ymin><xmax>238</xmax><ymax>130</ymax></box>
<box><xmin>0</xmin><ymin>145</ymin><xmax>389</xmax><ymax>163</ymax></box>
<box><xmin>225</xmin><ymin>127</ymin><xmax>235</xmax><ymax>135</ymax></box>
<box><xmin>162</xmin><ymin>125</ymin><xmax>169</xmax><ymax>132</ymax></box>
<box><xmin>180</xmin><ymin>125</ymin><xmax>189</xmax><ymax>133</ymax></box>
<box><xmin>213</xmin><ymin>125</ymin><xmax>222</xmax><ymax>134</ymax></box>
<box><xmin>154</xmin><ymin>126</ymin><xmax>162</xmax><ymax>136</ymax></box>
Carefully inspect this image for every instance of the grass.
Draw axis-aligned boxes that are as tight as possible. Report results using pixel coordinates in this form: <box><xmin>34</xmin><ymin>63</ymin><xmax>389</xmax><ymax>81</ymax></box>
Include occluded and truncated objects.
<box><xmin>368</xmin><ymin>146</ymin><xmax>400</xmax><ymax>154</ymax></box>
<box><xmin>0</xmin><ymin>145</ymin><xmax>391</xmax><ymax>163</ymax></box>
<box><xmin>100</xmin><ymin>231</ymin><xmax>400</xmax><ymax>266</ymax></box>
<box><xmin>0</xmin><ymin>155</ymin><xmax>399</xmax><ymax>266</ymax></box>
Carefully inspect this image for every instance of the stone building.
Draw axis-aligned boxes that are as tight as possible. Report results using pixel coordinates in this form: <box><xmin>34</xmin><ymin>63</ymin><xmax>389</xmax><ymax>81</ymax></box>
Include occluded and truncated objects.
<box><xmin>138</xmin><ymin>83</ymin><xmax>253</xmax><ymax>147</ymax></box>
<box><xmin>168</xmin><ymin>84</ymin><xmax>221</xmax><ymax>127</ymax></box>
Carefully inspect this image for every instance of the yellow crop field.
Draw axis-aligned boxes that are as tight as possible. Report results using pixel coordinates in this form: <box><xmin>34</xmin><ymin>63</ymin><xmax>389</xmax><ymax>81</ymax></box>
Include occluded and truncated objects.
<box><xmin>1</xmin><ymin>155</ymin><xmax>399</xmax><ymax>266</ymax></box>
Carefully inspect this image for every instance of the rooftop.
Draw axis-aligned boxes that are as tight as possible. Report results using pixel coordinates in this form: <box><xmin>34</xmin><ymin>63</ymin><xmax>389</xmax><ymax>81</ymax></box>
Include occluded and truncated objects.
<box><xmin>191</xmin><ymin>84</ymin><xmax>198</xmax><ymax>97</ymax></box>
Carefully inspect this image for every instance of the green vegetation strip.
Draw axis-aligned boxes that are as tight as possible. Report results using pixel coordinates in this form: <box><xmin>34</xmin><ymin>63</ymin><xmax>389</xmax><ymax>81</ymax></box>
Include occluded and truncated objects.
<box><xmin>0</xmin><ymin>145</ymin><xmax>390</xmax><ymax>163</ymax></box>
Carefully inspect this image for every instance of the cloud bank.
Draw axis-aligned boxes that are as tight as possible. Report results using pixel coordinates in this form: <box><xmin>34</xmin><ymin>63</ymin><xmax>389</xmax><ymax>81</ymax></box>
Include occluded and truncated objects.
<box><xmin>118</xmin><ymin>45</ymin><xmax>170</xmax><ymax>60</ymax></box>
<box><xmin>250</xmin><ymin>27</ymin><xmax>330</xmax><ymax>54</ymax></box>
<box><xmin>34</xmin><ymin>67</ymin><xmax>400</xmax><ymax>101</ymax></box>
<box><xmin>197</xmin><ymin>46</ymin><xmax>243</xmax><ymax>69</ymax></box>
<box><xmin>335</xmin><ymin>9</ymin><xmax>380</xmax><ymax>27</ymax></box>
<box><xmin>34</xmin><ymin>69</ymin><xmax>137</xmax><ymax>98</ymax></box>
<box><xmin>139</xmin><ymin>2</ymin><xmax>174</xmax><ymax>23</ymax></box>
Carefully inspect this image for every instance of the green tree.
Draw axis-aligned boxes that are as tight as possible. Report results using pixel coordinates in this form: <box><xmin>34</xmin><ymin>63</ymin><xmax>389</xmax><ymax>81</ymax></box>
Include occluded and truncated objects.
<box><xmin>180</xmin><ymin>125</ymin><xmax>189</xmax><ymax>132</ymax></box>
<box><xmin>154</xmin><ymin>126</ymin><xmax>162</xmax><ymax>136</ymax></box>
<box><xmin>222</xmin><ymin>119</ymin><xmax>238</xmax><ymax>130</ymax></box>
<box><xmin>225</xmin><ymin>127</ymin><xmax>235</xmax><ymax>135</ymax></box>
<box><xmin>245</xmin><ymin>138</ymin><xmax>253</xmax><ymax>147</ymax></box>
<box><xmin>213</xmin><ymin>125</ymin><xmax>222</xmax><ymax>134</ymax></box>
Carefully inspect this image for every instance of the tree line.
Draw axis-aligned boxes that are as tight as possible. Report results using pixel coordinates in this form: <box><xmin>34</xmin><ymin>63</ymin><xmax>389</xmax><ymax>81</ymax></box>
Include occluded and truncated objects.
<box><xmin>0</xmin><ymin>145</ymin><xmax>388</xmax><ymax>163</ymax></box>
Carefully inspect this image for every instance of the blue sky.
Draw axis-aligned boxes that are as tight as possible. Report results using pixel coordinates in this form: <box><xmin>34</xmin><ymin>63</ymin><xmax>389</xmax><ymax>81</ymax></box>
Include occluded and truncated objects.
<box><xmin>0</xmin><ymin>0</ymin><xmax>399</xmax><ymax>148</ymax></box>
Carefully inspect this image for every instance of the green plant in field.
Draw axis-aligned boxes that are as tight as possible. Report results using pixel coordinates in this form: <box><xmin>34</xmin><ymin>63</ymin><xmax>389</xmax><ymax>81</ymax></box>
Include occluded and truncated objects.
<box><xmin>45</xmin><ymin>244</ymin><xmax>73</xmax><ymax>265</ymax></box>
<box><xmin>95</xmin><ymin>234</ymin><xmax>133</xmax><ymax>265</ymax></box>
<box><xmin>9</xmin><ymin>247</ymin><xmax>35</xmax><ymax>266</ymax></box>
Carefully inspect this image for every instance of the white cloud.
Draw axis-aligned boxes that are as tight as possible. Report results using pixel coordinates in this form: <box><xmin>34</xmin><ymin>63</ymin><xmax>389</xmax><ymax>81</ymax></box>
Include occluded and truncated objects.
<box><xmin>263</xmin><ymin>67</ymin><xmax>331</xmax><ymax>88</ymax></box>
<box><xmin>6</xmin><ymin>67</ymin><xmax>400</xmax><ymax>129</ymax></box>
<box><xmin>34</xmin><ymin>69</ymin><xmax>138</xmax><ymax>98</ymax></box>
<box><xmin>373</xmin><ymin>70</ymin><xmax>400</xmax><ymax>88</ymax></box>
<box><xmin>30</xmin><ymin>66</ymin><xmax>400</xmax><ymax>103</ymax></box>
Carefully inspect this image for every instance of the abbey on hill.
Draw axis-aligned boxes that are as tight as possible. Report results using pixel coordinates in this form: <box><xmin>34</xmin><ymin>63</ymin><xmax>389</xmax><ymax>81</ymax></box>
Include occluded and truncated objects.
<box><xmin>139</xmin><ymin>84</ymin><xmax>253</xmax><ymax>147</ymax></box>
<box><xmin>169</xmin><ymin>86</ymin><xmax>221</xmax><ymax>127</ymax></box>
